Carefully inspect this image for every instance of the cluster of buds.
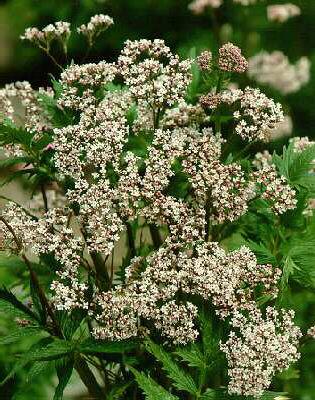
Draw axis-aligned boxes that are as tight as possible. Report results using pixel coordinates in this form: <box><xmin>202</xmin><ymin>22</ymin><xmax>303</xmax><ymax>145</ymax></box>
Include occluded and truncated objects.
<box><xmin>197</xmin><ymin>50</ymin><xmax>213</xmax><ymax>71</ymax></box>
<box><xmin>21</xmin><ymin>21</ymin><xmax>71</xmax><ymax>51</ymax></box>
<box><xmin>77</xmin><ymin>14</ymin><xmax>114</xmax><ymax>46</ymax></box>
<box><xmin>218</xmin><ymin>42</ymin><xmax>248</xmax><ymax>73</ymax></box>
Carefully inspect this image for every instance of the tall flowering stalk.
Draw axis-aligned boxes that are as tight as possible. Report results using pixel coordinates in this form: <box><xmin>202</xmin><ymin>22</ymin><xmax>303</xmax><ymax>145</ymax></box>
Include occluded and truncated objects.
<box><xmin>1</xmin><ymin>14</ymin><xmax>315</xmax><ymax>400</ymax></box>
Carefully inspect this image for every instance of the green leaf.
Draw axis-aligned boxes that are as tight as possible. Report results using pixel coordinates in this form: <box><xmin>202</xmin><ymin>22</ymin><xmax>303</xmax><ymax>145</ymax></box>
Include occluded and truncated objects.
<box><xmin>130</xmin><ymin>366</ymin><xmax>179</xmax><ymax>400</ymax></box>
<box><xmin>245</xmin><ymin>240</ymin><xmax>277</xmax><ymax>265</ymax></box>
<box><xmin>279</xmin><ymin>257</ymin><xmax>298</xmax><ymax>294</ymax></box>
<box><xmin>107</xmin><ymin>382</ymin><xmax>131</xmax><ymax>400</ymax></box>
<box><xmin>174</xmin><ymin>343</ymin><xmax>206</xmax><ymax>369</ymax></box>
<box><xmin>199</xmin><ymin>308</ymin><xmax>220</xmax><ymax>361</ymax></box>
<box><xmin>56</xmin><ymin>308</ymin><xmax>86</xmax><ymax>340</ymax></box>
<box><xmin>0</xmin><ymin>287</ymin><xmax>38</xmax><ymax>322</ymax></box>
<box><xmin>124</xmin><ymin>131</ymin><xmax>153</xmax><ymax>158</ymax></box>
<box><xmin>79</xmin><ymin>338</ymin><xmax>138</xmax><ymax>354</ymax></box>
<box><xmin>274</xmin><ymin>143</ymin><xmax>315</xmax><ymax>190</ymax></box>
<box><xmin>145</xmin><ymin>339</ymin><xmax>198</xmax><ymax>395</ymax></box>
<box><xmin>1</xmin><ymin>338</ymin><xmax>74</xmax><ymax>385</ymax></box>
<box><xmin>0</xmin><ymin>119</ymin><xmax>33</xmax><ymax>147</ymax></box>
<box><xmin>0</xmin><ymin>326</ymin><xmax>44</xmax><ymax>345</ymax></box>
<box><xmin>166</xmin><ymin>171</ymin><xmax>191</xmax><ymax>199</ymax></box>
<box><xmin>30</xmin><ymin>277</ymin><xmax>47</xmax><ymax>324</ymax></box>
<box><xmin>0</xmin><ymin>252</ymin><xmax>28</xmax><ymax>270</ymax></box>
<box><xmin>54</xmin><ymin>356</ymin><xmax>74</xmax><ymax>400</ymax></box>
<box><xmin>26</xmin><ymin>361</ymin><xmax>52</xmax><ymax>383</ymax></box>
<box><xmin>288</xmin><ymin>144</ymin><xmax>315</xmax><ymax>183</ymax></box>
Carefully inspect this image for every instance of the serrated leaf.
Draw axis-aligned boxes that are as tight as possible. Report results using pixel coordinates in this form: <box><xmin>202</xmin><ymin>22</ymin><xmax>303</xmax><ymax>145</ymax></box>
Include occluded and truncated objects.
<box><xmin>145</xmin><ymin>339</ymin><xmax>198</xmax><ymax>395</ymax></box>
<box><xmin>0</xmin><ymin>287</ymin><xmax>38</xmax><ymax>322</ymax></box>
<box><xmin>26</xmin><ymin>360</ymin><xmax>52</xmax><ymax>383</ymax></box>
<box><xmin>289</xmin><ymin>144</ymin><xmax>315</xmax><ymax>183</ymax></box>
<box><xmin>174</xmin><ymin>343</ymin><xmax>206</xmax><ymax>369</ymax></box>
<box><xmin>130</xmin><ymin>366</ymin><xmax>179</xmax><ymax>400</ymax></box>
<box><xmin>274</xmin><ymin>143</ymin><xmax>315</xmax><ymax>189</ymax></box>
<box><xmin>56</xmin><ymin>308</ymin><xmax>86</xmax><ymax>340</ymax></box>
<box><xmin>245</xmin><ymin>240</ymin><xmax>277</xmax><ymax>265</ymax></box>
<box><xmin>199</xmin><ymin>308</ymin><xmax>220</xmax><ymax>361</ymax></box>
<box><xmin>54</xmin><ymin>356</ymin><xmax>74</xmax><ymax>400</ymax></box>
<box><xmin>0</xmin><ymin>326</ymin><xmax>44</xmax><ymax>345</ymax></box>
<box><xmin>0</xmin><ymin>119</ymin><xmax>33</xmax><ymax>147</ymax></box>
<box><xmin>1</xmin><ymin>338</ymin><xmax>74</xmax><ymax>385</ymax></box>
<box><xmin>79</xmin><ymin>338</ymin><xmax>138</xmax><ymax>354</ymax></box>
<box><xmin>107</xmin><ymin>382</ymin><xmax>131</xmax><ymax>400</ymax></box>
<box><xmin>30</xmin><ymin>277</ymin><xmax>47</xmax><ymax>324</ymax></box>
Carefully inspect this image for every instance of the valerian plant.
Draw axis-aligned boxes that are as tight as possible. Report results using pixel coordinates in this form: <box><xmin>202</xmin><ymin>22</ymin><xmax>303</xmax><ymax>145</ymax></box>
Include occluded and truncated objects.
<box><xmin>0</xmin><ymin>13</ymin><xmax>315</xmax><ymax>400</ymax></box>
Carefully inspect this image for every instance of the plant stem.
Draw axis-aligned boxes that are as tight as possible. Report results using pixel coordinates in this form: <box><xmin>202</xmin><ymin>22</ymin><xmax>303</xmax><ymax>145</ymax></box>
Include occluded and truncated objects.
<box><xmin>126</xmin><ymin>221</ymin><xmax>136</xmax><ymax>258</ymax></box>
<box><xmin>91</xmin><ymin>251</ymin><xmax>110</xmax><ymax>291</ymax></box>
<box><xmin>41</xmin><ymin>184</ymin><xmax>48</xmax><ymax>212</ymax></box>
<box><xmin>74</xmin><ymin>355</ymin><xmax>104</xmax><ymax>399</ymax></box>
<box><xmin>24</xmin><ymin>255</ymin><xmax>63</xmax><ymax>337</ymax></box>
<box><xmin>149</xmin><ymin>224</ymin><xmax>163</xmax><ymax>249</ymax></box>
<box><xmin>232</xmin><ymin>141</ymin><xmax>255</xmax><ymax>161</ymax></box>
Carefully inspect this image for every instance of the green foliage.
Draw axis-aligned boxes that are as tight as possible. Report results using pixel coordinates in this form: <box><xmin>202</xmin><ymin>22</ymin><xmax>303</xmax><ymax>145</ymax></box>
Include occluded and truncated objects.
<box><xmin>79</xmin><ymin>338</ymin><xmax>139</xmax><ymax>354</ymax></box>
<box><xmin>130</xmin><ymin>366</ymin><xmax>179</xmax><ymax>400</ymax></box>
<box><xmin>54</xmin><ymin>356</ymin><xmax>74</xmax><ymax>400</ymax></box>
<box><xmin>145</xmin><ymin>339</ymin><xmax>198</xmax><ymax>395</ymax></box>
<box><xmin>0</xmin><ymin>287</ymin><xmax>38</xmax><ymax>322</ymax></box>
<box><xmin>1</xmin><ymin>338</ymin><xmax>74</xmax><ymax>385</ymax></box>
<box><xmin>273</xmin><ymin>143</ymin><xmax>315</xmax><ymax>192</ymax></box>
<box><xmin>0</xmin><ymin>326</ymin><xmax>44</xmax><ymax>345</ymax></box>
<box><xmin>175</xmin><ymin>343</ymin><xmax>206</xmax><ymax>370</ymax></box>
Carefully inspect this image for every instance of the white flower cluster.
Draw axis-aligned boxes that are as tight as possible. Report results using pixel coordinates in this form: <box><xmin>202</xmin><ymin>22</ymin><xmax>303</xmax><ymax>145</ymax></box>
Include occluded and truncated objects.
<box><xmin>248</xmin><ymin>51</ymin><xmax>311</xmax><ymax>95</ymax></box>
<box><xmin>218</xmin><ymin>43</ymin><xmax>248</xmax><ymax>73</ymax></box>
<box><xmin>21</xmin><ymin>21</ymin><xmax>71</xmax><ymax>47</ymax></box>
<box><xmin>221</xmin><ymin>307</ymin><xmax>302</xmax><ymax>397</ymax></box>
<box><xmin>189</xmin><ymin>0</ymin><xmax>223</xmax><ymax>13</ymax></box>
<box><xmin>92</xmin><ymin>242</ymin><xmax>280</xmax><ymax>343</ymax></box>
<box><xmin>1</xmin><ymin>203</ymin><xmax>83</xmax><ymax>276</ymax></box>
<box><xmin>290</xmin><ymin>136</ymin><xmax>315</xmax><ymax>153</ymax></box>
<box><xmin>188</xmin><ymin>0</ymin><xmax>262</xmax><ymax>13</ymax></box>
<box><xmin>0</xmin><ymin>36</ymin><xmax>302</xmax><ymax>397</ymax></box>
<box><xmin>118</xmin><ymin>39</ymin><xmax>192</xmax><ymax>108</ymax></box>
<box><xmin>0</xmin><ymin>81</ymin><xmax>52</xmax><ymax>156</ymax></box>
<box><xmin>307</xmin><ymin>326</ymin><xmax>315</xmax><ymax>339</ymax></box>
<box><xmin>267</xmin><ymin>3</ymin><xmax>301</xmax><ymax>23</ymax></box>
<box><xmin>77</xmin><ymin>14</ymin><xmax>113</xmax><ymax>45</ymax></box>
<box><xmin>253</xmin><ymin>163</ymin><xmax>297</xmax><ymax>214</ymax></box>
<box><xmin>201</xmin><ymin>87</ymin><xmax>284</xmax><ymax>141</ymax></box>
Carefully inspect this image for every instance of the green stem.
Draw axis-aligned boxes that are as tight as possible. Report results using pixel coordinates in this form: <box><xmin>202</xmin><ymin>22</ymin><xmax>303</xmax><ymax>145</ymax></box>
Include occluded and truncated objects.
<box><xmin>126</xmin><ymin>221</ymin><xmax>136</xmax><ymax>258</ymax></box>
<box><xmin>232</xmin><ymin>141</ymin><xmax>255</xmax><ymax>161</ymax></box>
<box><xmin>91</xmin><ymin>251</ymin><xmax>110</xmax><ymax>291</ymax></box>
<box><xmin>149</xmin><ymin>224</ymin><xmax>163</xmax><ymax>249</ymax></box>
<box><xmin>74</xmin><ymin>355</ymin><xmax>104</xmax><ymax>399</ymax></box>
<box><xmin>40</xmin><ymin>184</ymin><xmax>48</xmax><ymax>213</ymax></box>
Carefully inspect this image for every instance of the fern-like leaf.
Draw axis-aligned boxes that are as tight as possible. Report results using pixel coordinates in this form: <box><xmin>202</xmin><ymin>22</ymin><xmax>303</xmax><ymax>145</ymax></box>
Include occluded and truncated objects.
<box><xmin>145</xmin><ymin>339</ymin><xmax>198</xmax><ymax>395</ymax></box>
<box><xmin>130</xmin><ymin>366</ymin><xmax>179</xmax><ymax>400</ymax></box>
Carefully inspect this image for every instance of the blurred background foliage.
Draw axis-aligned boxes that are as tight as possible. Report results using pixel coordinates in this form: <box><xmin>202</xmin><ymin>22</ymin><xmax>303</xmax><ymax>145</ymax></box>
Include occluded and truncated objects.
<box><xmin>0</xmin><ymin>0</ymin><xmax>315</xmax><ymax>399</ymax></box>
